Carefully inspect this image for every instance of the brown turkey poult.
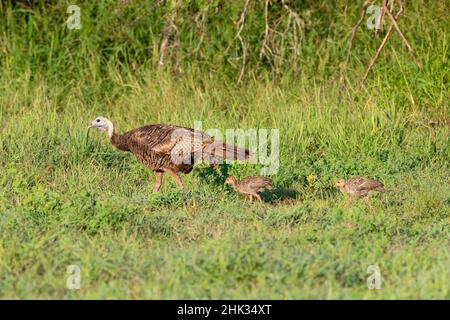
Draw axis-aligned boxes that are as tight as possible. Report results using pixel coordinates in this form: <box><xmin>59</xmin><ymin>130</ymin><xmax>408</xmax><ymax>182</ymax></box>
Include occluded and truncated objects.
<box><xmin>335</xmin><ymin>177</ymin><xmax>386</xmax><ymax>203</ymax></box>
<box><xmin>88</xmin><ymin>117</ymin><xmax>250</xmax><ymax>193</ymax></box>
<box><xmin>225</xmin><ymin>176</ymin><xmax>273</xmax><ymax>202</ymax></box>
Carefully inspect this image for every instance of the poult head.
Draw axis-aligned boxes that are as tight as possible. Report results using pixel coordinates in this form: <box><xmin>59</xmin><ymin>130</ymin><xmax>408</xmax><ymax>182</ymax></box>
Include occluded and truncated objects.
<box><xmin>335</xmin><ymin>179</ymin><xmax>347</xmax><ymax>187</ymax></box>
<box><xmin>88</xmin><ymin>116</ymin><xmax>114</xmax><ymax>138</ymax></box>
<box><xmin>224</xmin><ymin>176</ymin><xmax>236</xmax><ymax>185</ymax></box>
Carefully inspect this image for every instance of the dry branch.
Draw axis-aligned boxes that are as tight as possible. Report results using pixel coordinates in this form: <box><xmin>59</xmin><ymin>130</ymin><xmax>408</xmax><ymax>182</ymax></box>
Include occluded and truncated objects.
<box><xmin>383</xmin><ymin>0</ymin><xmax>421</xmax><ymax>67</ymax></box>
<box><xmin>340</xmin><ymin>0</ymin><xmax>422</xmax><ymax>88</ymax></box>
<box><xmin>338</xmin><ymin>0</ymin><xmax>370</xmax><ymax>102</ymax></box>
<box><xmin>236</xmin><ymin>0</ymin><xmax>250</xmax><ymax>83</ymax></box>
<box><xmin>159</xmin><ymin>7</ymin><xmax>179</xmax><ymax>67</ymax></box>
<box><xmin>361</xmin><ymin>0</ymin><xmax>404</xmax><ymax>83</ymax></box>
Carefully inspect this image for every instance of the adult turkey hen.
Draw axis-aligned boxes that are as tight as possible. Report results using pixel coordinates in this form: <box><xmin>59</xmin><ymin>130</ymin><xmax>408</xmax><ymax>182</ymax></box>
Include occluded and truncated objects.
<box><xmin>88</xmin><ymin>117</ymin><xmax>250</xmax><ymax>192</ymax></box>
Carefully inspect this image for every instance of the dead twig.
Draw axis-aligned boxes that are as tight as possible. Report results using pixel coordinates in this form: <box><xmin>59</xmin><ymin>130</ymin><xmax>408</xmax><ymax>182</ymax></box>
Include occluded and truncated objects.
<box><xmin>338</xmin><ymin>0</ymin><xmax>369</xmax><ymax>103</ymax></box>
<box><xmin>259</xmin><ymin>0</ymin><xmax>305</xmax><ymax>79</ymax></box>
<box><xmin>383</xmin><ymin>0</ymin><xmax>421</xmax><ymax>68</ymax></box>
<box><xmin>340</xmin><ymin>0</ymin><xmax>422</xmax><ymax>88</ymax></box>
<box><xmin>375</xmin><ymin>0</ymin><xmax>387</xmax><ymax>36</ymax></box>
<box><xmin>159</xmin><ymin>12</ymin><xmax>178</xmax><ymax>67</ymax></box>
<box><xmin>360</xmin><ymin>0</ymin><xmax>421</xmax><ymax>85</ymax></box>
<box><xmin>343</xmin><ymin>1</ymin><xmax>370</xmax><ymax>72</ymax></box>
<box><xmin>236</xmin><ymin>0</ymin><xmax>250</xmax><ymax>83</ymax></box>
<box><xmin>260</xmin><ymin>0</ymin><xmax>272</xmax><ymax>60</ymax></box>
<box><xmin>361</xmin><ymin>0</ymin><xmax>403</xmax><ymax>84</ymax></box>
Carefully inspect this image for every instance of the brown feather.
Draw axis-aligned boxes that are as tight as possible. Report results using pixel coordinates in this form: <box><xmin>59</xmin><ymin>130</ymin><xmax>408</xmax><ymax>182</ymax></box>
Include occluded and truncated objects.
<box><xmin>110</xmin><ymin>124</ymin><xmax>250</xmax><ymax>174</ymax></box>
<box><xmin>231</xmin><ymin>176</ymin><xmax>273</xmax><ymax>195</ymax></box>
<box><xmin>344</xmin><ymin>177</ymin><xmax>385</xmax><ymax>198</ymax></box>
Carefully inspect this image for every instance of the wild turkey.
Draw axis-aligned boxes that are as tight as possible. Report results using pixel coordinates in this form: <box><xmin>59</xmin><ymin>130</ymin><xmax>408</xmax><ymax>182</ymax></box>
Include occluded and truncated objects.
<box><xmin>88</xmin><ymin>117</ymin><xmax>250</xmax><ymax>192</ymax></box>
<box><xmin>225</xmin><ymin>176</ymin><xmax>273</xmax><ymax>202</ymax></box>
<box><xmin>335</xmin><ymin>177</ymin><xmax>386</xmax><ymax>203</ymax></box>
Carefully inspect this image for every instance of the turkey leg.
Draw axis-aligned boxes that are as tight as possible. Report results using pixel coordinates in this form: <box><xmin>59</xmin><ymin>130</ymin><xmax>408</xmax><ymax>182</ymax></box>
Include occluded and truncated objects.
<box><xmin>152</xmin><ymin>172</ymin><xmax>163</xmax><ymax>193</ymax></box>
<box><xmin>164</xmin><ymin>168</ymin><xmax>184</xmax><ymax>190</ymax></box>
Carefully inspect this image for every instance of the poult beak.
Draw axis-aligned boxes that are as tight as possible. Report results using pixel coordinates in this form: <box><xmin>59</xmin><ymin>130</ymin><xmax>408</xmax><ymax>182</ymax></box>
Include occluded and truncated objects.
<box><xmin>87</xmin><ymin>124</ymin><xmax>93</xmax><ymax>129</ymax></box>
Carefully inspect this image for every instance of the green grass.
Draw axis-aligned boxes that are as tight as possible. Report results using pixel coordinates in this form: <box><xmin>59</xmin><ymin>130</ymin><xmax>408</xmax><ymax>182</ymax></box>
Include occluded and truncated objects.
<box><xmin>0</xmin><ymin>1</ymin><xmax>449</xmax><ymax>299</ymax></box>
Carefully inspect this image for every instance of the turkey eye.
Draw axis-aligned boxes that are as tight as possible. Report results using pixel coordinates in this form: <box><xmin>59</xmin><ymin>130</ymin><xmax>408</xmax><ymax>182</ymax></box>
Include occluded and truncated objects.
<box><xmin>96</xmin><ymin>119</ymin><xmax>100</xmax><ymax>122</ymax></box>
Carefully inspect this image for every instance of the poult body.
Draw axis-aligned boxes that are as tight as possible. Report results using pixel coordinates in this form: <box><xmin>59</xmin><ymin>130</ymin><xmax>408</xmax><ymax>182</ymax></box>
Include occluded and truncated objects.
<box><xmin>225</xmin><ymin>176</ymin><xmax>273</xmax><ymax>202</ymax></box>
<box><xmin>335</xmin><ymin>177</ymin><xmax>386</xmax><ymax>203</ymax></box>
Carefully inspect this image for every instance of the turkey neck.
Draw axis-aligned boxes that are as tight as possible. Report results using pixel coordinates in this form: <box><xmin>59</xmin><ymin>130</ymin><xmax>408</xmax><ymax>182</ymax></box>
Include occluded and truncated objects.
<box><xmin>110</xmin><ymin>132</ymin><xmax>130</xmax><ymax>151</ymax></box>
<box><xmin>228</xmin><ymin>178</ymin><xmax>239</xmax><ymax>190</ymax></box>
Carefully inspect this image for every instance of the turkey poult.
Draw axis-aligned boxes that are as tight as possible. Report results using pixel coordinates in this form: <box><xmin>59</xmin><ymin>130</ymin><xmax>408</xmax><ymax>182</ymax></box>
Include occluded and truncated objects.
<box><xmin>225</xmin><ymin>176</ymin><xmax>273</xmax><ymax>202</ymax></box>
<box><xmin>335</xmin><ymin>177</ymin><xmax>386</xmax><ymax>202</ymax></box>
<box><xmin>88</xmin><ymin>117</ymin><xmax>250</xmax><ymax>193</ymax></box>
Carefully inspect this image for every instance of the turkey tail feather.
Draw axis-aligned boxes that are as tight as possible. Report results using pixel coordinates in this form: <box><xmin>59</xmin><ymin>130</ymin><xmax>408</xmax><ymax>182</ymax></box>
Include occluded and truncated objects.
<box><xmin>204</xmin><ymin>141</ymin><xmax>250</xmax><ymax>162</ymax></box>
